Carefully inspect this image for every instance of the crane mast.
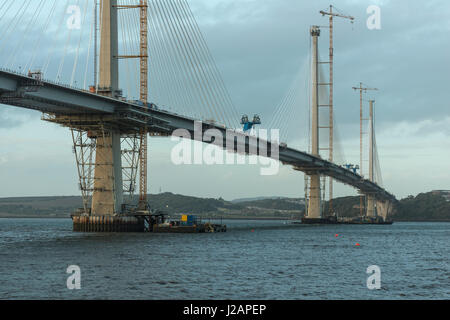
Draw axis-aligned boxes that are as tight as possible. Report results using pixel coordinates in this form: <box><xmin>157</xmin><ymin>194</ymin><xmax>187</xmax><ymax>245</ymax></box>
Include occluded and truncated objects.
<box><xmin>352</xmin><ymin>83</ymin><xmax>378</xmax><ymax>217</ymax></box>
<box><xmin>94</xmin><ymin>0</ymin><xmax>98</xmax><ymax>91</ymax></box>
<box><xmin>138</xmin><ymin>0</ymin><xmax>149</xmax><ymax>210</ymax></box>
<box><xmin>115</xmin><ymin>1</ymin><xmax>149</xmax><ymax>210</ymax></box>
<box><xmin>319</xmin><ymin>5</ymin><xmax>354</xmax><ymax>216</ymax></box>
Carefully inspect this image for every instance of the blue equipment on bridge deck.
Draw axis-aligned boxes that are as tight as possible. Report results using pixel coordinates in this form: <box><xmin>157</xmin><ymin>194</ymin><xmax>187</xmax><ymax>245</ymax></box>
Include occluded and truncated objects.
<box><xmin>241</xmin><ymin>115</ymin><xmax>261</xmax><ymax>132</ymax></box>
<box><xmin>131</xmin><ymin>100</ymin><xmax>159</xmax><ymax>111</ymax></box>
<box><xmin>343</xmin><ymin>164</ymin><xmax>360</xmax><ymax>174</ymax></box>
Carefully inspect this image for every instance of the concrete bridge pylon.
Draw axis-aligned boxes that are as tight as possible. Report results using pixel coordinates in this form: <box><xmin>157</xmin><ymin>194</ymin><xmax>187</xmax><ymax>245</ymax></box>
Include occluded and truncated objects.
<box><xmin>306</xmin><ymin>26</ymin><xmax>322</xmax><ymax>220</ymax></box>
<box><xmin>71</xmin><ymin>0</ymin><xmax>144</xmax><ymax>232</ymax></box>
<box><xmin>91</xmin><ymin>0</ymin><xmax>123</xmax><ymax>216</ymax></box>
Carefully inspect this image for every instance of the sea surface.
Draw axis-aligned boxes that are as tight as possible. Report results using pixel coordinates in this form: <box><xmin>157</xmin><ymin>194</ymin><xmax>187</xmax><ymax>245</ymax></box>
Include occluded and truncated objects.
<box><xmin>0</xmin><ymin>218</ymin><xmax>448</xmax><ymax>300</ymax></box>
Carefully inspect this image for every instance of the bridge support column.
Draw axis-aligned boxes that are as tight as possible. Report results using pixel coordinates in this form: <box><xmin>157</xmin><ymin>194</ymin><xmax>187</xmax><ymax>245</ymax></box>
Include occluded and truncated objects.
<box><xmin>307</xmin><ymin>174</ymin><xmax>322</xmax><ymax>219</ymax></box>
<box><xmin>90</xmin><ymin>0</ymin><xmax>123</xmax><ymax>217</ymax></box>
<box><xmin>366</xmin><ymin>101</ymin><xmax>378</xmax><ymax>220</ymax></box>
<box><xmin>367</xmin><ymin>195</ymin><xmax>376</xmax><ymax>218</ymax></box>
<box><xmin>302</xmin><ymin>27</ymin><xmax>327</xmax><ymax>223</ymax></box>
<box><xmin>90</xmin><ymin>131</ymin><xmax>123</xmax><ymax>215</ymax></box>
<box><xmin>376</xmin><ymin>200</ymin><xmax>393</xmax><ymax>222</ymax></box>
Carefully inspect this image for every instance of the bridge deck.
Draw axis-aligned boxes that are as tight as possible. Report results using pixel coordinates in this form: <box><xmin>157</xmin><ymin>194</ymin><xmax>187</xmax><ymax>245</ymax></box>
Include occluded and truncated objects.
<box><xmin>0</xmin><ymin>69</ymin><xmax>396</xmax><ymax>202</ymax></box>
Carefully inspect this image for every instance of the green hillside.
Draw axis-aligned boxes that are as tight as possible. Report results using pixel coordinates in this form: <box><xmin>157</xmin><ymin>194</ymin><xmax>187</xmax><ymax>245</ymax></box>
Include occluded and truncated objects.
<box><xmin>0</xmin><ymin>193</ymin><xmax>302</xmax><ymax>219</ymax></box>
<box><xmin>323</xmin><ymin>192</ymin><xmax>450</xmax><ymax>221</ymax></box>
<box><xmin>395</xmin><ymin>192</ymin><xmax>450</xmax><ymax>221</ymax></box>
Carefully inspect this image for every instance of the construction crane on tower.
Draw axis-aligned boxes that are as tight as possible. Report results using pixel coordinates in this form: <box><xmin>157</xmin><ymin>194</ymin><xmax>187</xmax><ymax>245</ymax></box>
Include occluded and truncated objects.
<box><xmin>352</xmin><ymin>83</ymin><xmax>378</xmax><ymax>217</ymax></box>
<box><xmin>352</xmin><ymin>83</ymin><xmax>378</xmax><ymax>179</ymax></box>
<box><xmin>138</xmin><ymin>0</ymin><xmax>149</xmax><ymax>211</ymax></box>
<box><xmin>115</xmin><ymin>0</ymin><xmax>149</xmax><ymax>210</ymax></box>
<box><xmin>319</xmin><ymin>5</ymin><xmax>354</xmax><ymax>216</ymax></box>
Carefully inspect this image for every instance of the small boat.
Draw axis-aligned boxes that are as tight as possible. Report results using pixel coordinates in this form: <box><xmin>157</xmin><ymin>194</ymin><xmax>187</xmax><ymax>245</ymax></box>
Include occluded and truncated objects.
<box><xmin>152</xmin><ymin>215</ymin><xmax>227</xmax><ymax>233</ymax></box>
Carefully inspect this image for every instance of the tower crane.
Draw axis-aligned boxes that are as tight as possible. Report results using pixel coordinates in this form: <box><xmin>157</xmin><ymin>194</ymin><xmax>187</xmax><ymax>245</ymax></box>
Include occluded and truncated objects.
<box><xmin>352</xmin><ymin>83</ymin><xmax>378</xmax><ymax>178</ymax></box>
<box><xmin>319</xmin><ymin>6</ymin><xmax>355</xmax><ymax>23</ymax></box>
<box><xmin>115</xmin><ymin>1</ymin><xmax>149</xmax><ymax>210</ymax></box>
<box><xmin>138</xmin><ymin>0</ymin><xmax>149</xmax><ymax>211</ymax></box>
<box><xmin>319</xmin><ymin>5</ymin><xmax>354</xmax><ymax>215</ymax></box>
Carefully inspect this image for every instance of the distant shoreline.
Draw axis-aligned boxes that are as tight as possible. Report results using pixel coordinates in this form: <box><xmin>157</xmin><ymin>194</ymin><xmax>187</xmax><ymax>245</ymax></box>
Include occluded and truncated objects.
<box><xmin>1</xmin><ymin>191</ymin><xmax>449</xmax><ymax>222</ymax></box>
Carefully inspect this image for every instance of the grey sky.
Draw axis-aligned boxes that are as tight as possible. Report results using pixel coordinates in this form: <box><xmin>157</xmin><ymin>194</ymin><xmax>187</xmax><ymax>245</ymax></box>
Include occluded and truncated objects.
<box><xmin>0</xmin><ymin>0</ymin><xmax>449</xmax><ymax>201</ymax></box>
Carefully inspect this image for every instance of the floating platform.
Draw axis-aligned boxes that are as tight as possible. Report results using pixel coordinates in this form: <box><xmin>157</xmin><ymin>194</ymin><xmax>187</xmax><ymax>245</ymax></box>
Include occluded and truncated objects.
<box><xmin>153</xmin><ymin>223</ymin><xmax>227</xmax><ymax>233</ymax></box>
<box><xmin>152</xmin><ymin>214</ymin><xmax>227</xmax><ymax>233</ymax></box>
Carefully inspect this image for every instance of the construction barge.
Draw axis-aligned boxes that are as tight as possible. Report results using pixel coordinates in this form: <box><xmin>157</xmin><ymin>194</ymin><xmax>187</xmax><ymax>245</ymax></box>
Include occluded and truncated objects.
<box><xmin>72</xmin><ymin>210</ymin><xmax>227</xmax><ymax>233</ymax></box>
<box><xmin>152</xmin><ymin>214</ymin><xmax>227</xmax><ymax>233</ymax></box>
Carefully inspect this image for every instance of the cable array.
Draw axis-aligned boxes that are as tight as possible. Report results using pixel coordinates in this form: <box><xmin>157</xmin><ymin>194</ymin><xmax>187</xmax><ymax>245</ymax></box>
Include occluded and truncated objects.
<box><xmin>266</xmin><ymin>55</ymin><xmax>311</xmax><ymax>149</ymax></box>
<box><xmin>0</xmin><ymin>1</ymin><xmax>373</xmax><ymax>181</ymax></box>
<box><xmin>147</xmin><ymin>0</ymin><xmax>240</xmax><ymax>127</ymax></box>
<box><xmin>0</xmin><ymin>0</ymin><xmax>240</xmax><ymax>127</ymax></box>
<box><xmin>266</xmin><ymin>52</ymin><xmax>347</xmax><ymax>167</ymax></box>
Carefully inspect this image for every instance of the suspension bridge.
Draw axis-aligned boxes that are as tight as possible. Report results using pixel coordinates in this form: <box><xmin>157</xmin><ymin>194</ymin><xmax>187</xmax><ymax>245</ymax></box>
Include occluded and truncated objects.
<box><xmin>0</xmin><ymin>1</ymin><xmax>396</xmax><ymax>231</ymax></box>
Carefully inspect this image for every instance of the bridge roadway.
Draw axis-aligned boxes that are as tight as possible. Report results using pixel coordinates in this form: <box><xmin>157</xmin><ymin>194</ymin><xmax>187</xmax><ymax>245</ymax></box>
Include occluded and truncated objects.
<box><xmin>0</xmin><ymin>69</ymin><xmax>396</xmax><ymax>202</ymax></box>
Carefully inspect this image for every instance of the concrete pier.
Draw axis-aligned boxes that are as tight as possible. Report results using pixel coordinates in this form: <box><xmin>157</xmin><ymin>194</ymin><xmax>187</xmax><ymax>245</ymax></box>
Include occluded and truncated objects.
<box><xmin>72</xmin><ymin>215</ymin><xmax>145</xmax><ymax>233</ymax></box>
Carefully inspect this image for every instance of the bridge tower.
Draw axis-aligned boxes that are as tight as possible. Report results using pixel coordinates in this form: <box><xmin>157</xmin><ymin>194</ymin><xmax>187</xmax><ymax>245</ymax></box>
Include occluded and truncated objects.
<box><xmin>366</xmin><ymin>100</ymin><xmax>394</xmax><ymax>222</ymax></box>
<box><xmin>305</xmin><ymin>26</ymin><xmax>322</xmax><ymax>220</ymax></box>
<box><xmin>91</xmin><ymin>0</ymin><xmax>123</xmax><ymax>216</ymax></box>
<box><xmin>71</xmin><ymin>0</ymin><xmax>145</xmax><ymax>232</ymax></box>
<box><xmin>352</xmin><ymin>83</ymin><xmax>378</xmax><ymax>217</ymax></box>
<box><xmin>366</xmin><ymin>100</ymin><xmax>376</xmax><ymax>218</ymax></box>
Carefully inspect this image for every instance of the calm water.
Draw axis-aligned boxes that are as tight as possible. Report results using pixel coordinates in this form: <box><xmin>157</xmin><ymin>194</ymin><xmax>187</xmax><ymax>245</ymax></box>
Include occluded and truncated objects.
<box><xmin>0</xmin><ymin>218</ymin><xmax>448</xmax><ymax>300</ymax></box>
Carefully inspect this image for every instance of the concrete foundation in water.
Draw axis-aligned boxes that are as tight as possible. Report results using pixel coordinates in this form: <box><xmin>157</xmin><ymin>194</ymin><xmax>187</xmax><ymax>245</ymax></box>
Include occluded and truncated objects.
<box><xmin>72</xmin><ymin>215</ymin><xmax>145</xmax><ymax>232</ymax></box>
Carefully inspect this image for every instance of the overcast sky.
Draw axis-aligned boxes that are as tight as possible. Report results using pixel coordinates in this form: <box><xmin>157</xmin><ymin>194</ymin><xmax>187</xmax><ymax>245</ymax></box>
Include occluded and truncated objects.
<box><xmin>0</xmin><ymin>0</ymin><xmax>449</xmax><ymax>201</ymax></box>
